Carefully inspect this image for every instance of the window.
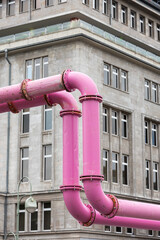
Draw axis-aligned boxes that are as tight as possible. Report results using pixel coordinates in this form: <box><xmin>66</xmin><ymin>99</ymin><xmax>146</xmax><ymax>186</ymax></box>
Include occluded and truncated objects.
<box><xmin>105</xmin><ymin>225</ymin><xmax>111</xmax><ymax>232</ymax></box>
<box><xmin>30</xmin><ymin>208</ymin><xmax>38</xmax><ymax>231</ymax></box>
<box><xmin>103</xmin><ymin>107</ymin><xmax>108</xmax><ymax>133</ymax></box>
<box><xmin>144</xmin><ymin>121</ymin><xmax>149</xmax><ymax>144</ymax></box>
<box><xmin>103</xmin><ymin>149</ymin><xmax>108</xmax><ymax>181</ymax></box>
<box><xmin>0</xmin><ymin>0</ymin><xmax>2</xmax><ymax>18</ymax></box>
<box><xmin>121</xmin><ymin>113</ymin><xmax>128</xmax><ymax>138</ymax></box>
<box><xmin>104</xmin><ymin>63</ymin><xmax>110</xmax><ymax>85</ymax></box>
<box><xmin>20</xmin><ymin>0</ymin><xmax>29</xmax><ymax>12</ymax></box>
<box><xmin>127</xmin><ymin>228</ymin><xmax>133</xmax><ymax>234</ymax></box>
<box><xmin>116</xmin><ymin>226</ymin><xmax>122</xmax><ymax>233</ymax></box>
<box><xmin>26</xmin><ymin>60</ymin><xmax>32</xmax><ymax>79</ymax></box>
<box><xmin>21</xmin><ymin>147</ymin><xmax>29</xmax><ymax>182</ymax></box>
<box><xmin>140</xmin><ymin>15</ymin><xmax>145</xmax><ymax>33</ymax></box>
<box><xmin>43</xmin><ymin>57</ymin><xmax>48</xmax><ymax>78</ymax></box>
<box><xmin>157</xmin><ymin>24</ymin><xmax>160</xmax><ymax>41</ymax></box>
<box><xmin>103</xmin><ymin>0</ymin><xmax>108</xmax><ymax>15</ymax></box>
<box><xmin>151</xmin><ymin>83</ymin><xmax>158</xmax><ymax>103</ymax></box>
<box><xmin>43</xmin><ymin>202</ymin><xmax>51</xmax><ymax>230</ymax></box>
<box><xmin>34</xmin><ymin>58</ymin><xmax>41</xmax><ymax>80</ymax></box>
<box><xmin>121</xmin><ymin>5</ymin><xmax>127</xmax><ymax>24</ymax></box>
<box><xmin>82</xmin><ymin>0</ymin><xmax>89</xmax><ymax>4</ymax></box>
<box><xmin>59</xmin><ymin>0</ymin><xmax>67</xmax><ymax>3</ymax></box>
<box><xmin>122</xmin><ymin>155</ymin><xmax>128</xmax><ymax>185</ymax></box>
<box><xmin>145</xmin><ymin>160</ymin><xmax>150</xmax><ymax>189</ymax></box>
<box><xmin>153</xmin><ymin>162</ymin><xmax>158</xmax><ymax>190</ymax></box>
<box><xmin>43</xmin><ymin>145</ymin><xmax>52</xmax><ymax>181</ymax></box>
<box><xmin>121</xmin><ymin>70</ymin><xmax>127</xmax><ymax>91</ymax></box>
<box><xmin>112</xmin><ymin>67</ymin><xmax>118</xmax><ymax>88</ymax></box>
<box><xmin>152</xmin><ymin>123</ymin><xmax>157</xmax><ymax>146</ymax></box>
<box><xmin>158</xmin><ymin>231</ymin><xmax>160</xmax><ymax>237</ymax></box>
<box><xmin>112</xmin><ymin>152</ymin><xmax>118</xmax><ymax>183</ymax></box>
<box><xmin>112</xmin><ymin>1</ymin><xmax>118</xmax><ymax>19</ymax></box>
<box><xmin>33</xmin><ymin>0</ymin><xmax>41</xmax><ymax>9</ymax></box>
<box><xmin>145</xmin><ymin>80</ymin><xmax>150</xmax><ymax>100</ymax></box>
<box><xmin>148</xmin><ymin>230</ymin><xmax>153</xmax><ymax>236</ymax></box>
<box><xmin>19</xmin><ymin>204</ymin><xmax>25</xmax><ymax>232</ymax></box>
<box><xmin>93</xmin><ymin>0</ymin><xmax>99</xmax><ymax>10</ymax></box>
<box><xmin>148</xmin><ymin>20</ymin><xmax>154</xmax><ymax>38</ymax></box>
<box><xmin>130</xmin><ymin>10</ymin><xmax>136</xmax><ymax>29</ymax></box>
<box><xmin>22</xmin><ymin>108</ymin><xmax>30</xmax><ymax>133</ymax></box>
<box><xmin>112</xmin><ymin>111</ymin><xmax>118</xmax><ymax>135</ymax></box>
<box><xmin>46</xmin><ymin>0</ymin><xmax>53</xmax><ymax>6</ymax></box>
<box><xmin>7</xmin><ymin>0</ymin><xmax>15</xmax><ymax>16</ymax></box>
<box><xmin>44</xmin><ymin>105</ymin><xmax>52</xmax><ymax>131</ymax></box>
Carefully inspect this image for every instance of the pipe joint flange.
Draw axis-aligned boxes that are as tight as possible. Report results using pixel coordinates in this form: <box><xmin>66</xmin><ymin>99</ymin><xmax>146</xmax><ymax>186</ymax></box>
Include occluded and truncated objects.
<box><xmin>21</xmin><ymin>79</ymin><xmax>32</xmax><ymax>101</ymax></box>
<box><xmin>60</xmin><ymin>110</ymin><xmax>82</xmax><ymax>117</ymax></box>
<box><xmin>7</xmin><ymin>102</ymin><xmax>19</xmax><ymax>114</ymax></box>
<box><xmin>79</xmin><ymin>95</ymin><xmax>103</xmax><ymax>103</ymax></box>
<box><xmin>44</xmin><ymin>94</ymin><xmax>56</xmax><ymax>107</ymax></box>
<box><xmin>79</xmin><ymin>204</ymin><xmax>96</xmax><ymax>227</ymax></box>
<box><xmin>105</xmin><ymin>194</ymin><xmax>119</xmax><ymax>219</ymax></box>
<box><xmin>60</xmin><ymin>185</ymin><xmax>83</xmax><ymax>192</ymax></box>
<box><xmin>62</xmin><ymin>69</ymin><xmax>73</xmax><ymax>92</ymax></box>
<box><xmin>80</xmin><ymin>175</ymin><xmax>104</xmax><ymax>182</ymax></box>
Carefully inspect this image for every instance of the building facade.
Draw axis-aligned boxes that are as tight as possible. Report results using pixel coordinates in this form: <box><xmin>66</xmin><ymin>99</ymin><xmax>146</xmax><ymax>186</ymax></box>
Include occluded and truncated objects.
<box><xmin>0</xmin><ymin>0</ymin><xmax>160</xmax><ymax>239</ymax></box>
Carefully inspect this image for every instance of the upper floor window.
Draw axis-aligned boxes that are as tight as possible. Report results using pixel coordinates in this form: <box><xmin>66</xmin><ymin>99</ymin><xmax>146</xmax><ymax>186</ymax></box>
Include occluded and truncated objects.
<box><xmin>153</xmin><ymin>162</ymin><xmax>159</xmax><ymax>190</ymax></box>
<box><xmin>0</xmin><ymin>0</ymin><xmax>2</xmax><ymax>18</ymax></box>
<box><xmin>144</xmin><ymin>79</ymin><xmax>158</xmax><ymax>103</ymax></box>
<box><xmin>145</xmin><ymin>160</ymin><xmax>150</xmax><ymax>189</ymax></box>
<box><xmin>59</xmin><ymin>0</ymin><xmax>67</xmax><ymax>3</ymax></box>
<box><xmin>21</xmin><ymin>147</ymin><xmax>29</xmax><ymax>182</ymax></box>
<box><xmin>157</xmin><ymin>24</ymin><xmax>160</xmax><ymax>41</ymax></box>
<box><xmin>43</xmin><ymin>202</ymin><xmax>51</xmax><ymax>230</ymax></box>
<box><xmin>140</xmin><ymin>15</ymin><xmax>145</xmax><ymax>34</ymax></box>
<box><xmin>22</xmin><ymin>108</ymin><xmax>30</xmax><ymax>133</ymax></box>
<box><xmin>30</xmin><ymin>207</ymin><xmax>38</xmax><ymax>231</ymax></box>
<box><xmin>112</xmin><ymin>110</ymin><xmax>118</xmax><ymax>135</ymax></box>
<box><xmin>33</xmin><ymin>0</ymin><xmax>41</xmax><ymax>9</ymax></box>
<box><xmin>93</xmin><ymin>0</ymin><xmax>99</xmax><ymax>10</ymax></box>
<box><xmin>122</xmin><ymin>155</ymin><xmax>128</xmax><ymax>185</ymax></box>
<box><xmin>130</xmin><ymin>10</ymin><xmax>136</xmax><ymax>29</ymax></box>
<box><xmin>116</xmin><ymin>226</ymin><xmax>122</xmax><ymax>233</ymax></box>
<box><xmin>152</xmin><ymin>123</ymin><xmax>157</xmax><ymax>146</ymax></box>
<box><xmin>19</xmin><ymin>204</ymin><xmax>25</xmax><ymax>232</ymax></box>
<box><xmin>103</xmin><ymin>0</ymin><xmax>108</xmax><ymax>15</ymax></box>
<box><xmin>112</xmin><ymin>1</ymin><xmax>118</xmax><ymax>20</ymax></box>
<box><xmin>43</xmin><ymin>145</ymin><xmax>52</xmax><ymax>181</ymax></box>
<box><xmin>26</xmin><ymin>60</ymin><xmax>32</xmax><ymax>79</ymax></box>
<box><xmin>82</xmin><ymin>0</ymin><xmax>89</xmax><ymax>4</ymax></box>
<box><xmin>20</xmin><ymin>0</ymin><xmax>29</xmax><ymax>12</ymax></box>
<box><xmin>144</xmin><ymin>120</ymin><xmax>149</xmax><ymax>144</ymax></box>
<box><xmin>7</xmin><ymin>0</ymin><xmax>15</xmax><ymax>16</ymax></box>
<box><xmin>34</xmin><ymin>58</ymin><xmax>41</xmax><ymax>80</ymax></box>
<box><xmin>103</xmin><ymin>107</ymin><xmax>108</xmax><ymax>133</ymax></box>
<box><xmin>103</xmin><ymin>63</ymin><xmax>128</xmax><ymax>92</ymax></box>
<box><xmin>46</xmin><ymin>0</ymin><xmax>53</xmax><ymax>7</ymax></box>
<box><xmin>26</xmin><ymin>56</ymin><xmax>48</xmax><ymax>80</ymax></box>
<box><xmin>151</xmin><ymin>82</ymin><xmax>158</xmax><ymax>103</ymax></box>
<box><xmin>127</xmin><ymin>228</ymin><xmax>133</xmax><ymax>234</ymax></box>
<box><xmin>148</xmin><ymin>20</ymin><xmax>154</xmax><ymax>38</ymax></box>
<box><xmin>145</xmin><ymin>80</ymin><xmax>150</xmax><ymax>100</ymax></box>
<box><xmin>103</xmin><ymin>149</ymin><xmax>108</xmax><ymax>181</ymax></box>
<box><xmin>44</xmin><ymin>105</ymin><xmax>52</xmax><ymax>131</ymax></box>
<box><xmin>112</xmin><ymin>152</ymin><xmax>118</xmax><ymax>183</ymax></box>
<box><xmin>121</xmin><ymin>5</ymin><xmax>127</xmax><ymax>24</ymax></box>
<box><xmin>105</xmin><ymin>226</ymin><xmax>111</xmax><ymax>232</ymax></box>
<box><xmin>121</xmin><ymin>113</ymin><xmax>128</xmax><ymax>138</ymax></box>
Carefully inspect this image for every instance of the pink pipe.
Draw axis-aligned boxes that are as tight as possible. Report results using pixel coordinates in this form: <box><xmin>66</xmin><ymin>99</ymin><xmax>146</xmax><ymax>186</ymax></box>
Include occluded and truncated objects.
<box><xmin>0</xmin><ymin>74</ymin><xmax>64</xmax><ymax>104</ymax></box>
<box><xmin>0</xmin><ymin>91</ymin><xmax>78</xmax><ymax>114</ymax></box>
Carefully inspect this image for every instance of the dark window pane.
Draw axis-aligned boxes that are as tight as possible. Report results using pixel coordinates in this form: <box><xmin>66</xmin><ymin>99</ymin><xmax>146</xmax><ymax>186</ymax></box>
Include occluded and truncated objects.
<box><xmin>19</xmin><ymin>212</ymin><xmax>25</xmax><ymax>231</ymax></box>
<box><xmin>44</xmin><ymin>211</ymin><xmax>51</xmax><ymax>230</ymax></box>
<box><xmin>31</xmin><ymin>211</ymin><xmax>38</xmax><ymax>231</ymax></box>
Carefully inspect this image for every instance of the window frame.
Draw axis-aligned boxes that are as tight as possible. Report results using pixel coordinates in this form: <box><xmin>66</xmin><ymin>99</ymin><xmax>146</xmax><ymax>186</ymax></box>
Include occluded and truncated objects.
<box><xmin>122</xmin><ymin>154</ymin><xmax>129</xmax><ymax>185</ymax></box>
<box><xmin>103</xmin><ymin>107</ymin><xmax>108</xmax><ymax>133</ymax></box>
<box><xmin>21</xmin><ymin>147</ymin><xmax>29</xmax><ymax>182</ymax></box>
<box><xmin>112</xmin><ymin>110</ymin><xmax>118</xmax><ymax>136</ymax></box>
<box><xmin>0</xmin><ymin>0</ymin><xmax>2</xmax><ymax>18</ymax></box>
<box><xmin>103</xmin><ymin>149</ymin><xmax>108</xmax><ymax>181</ymax></box>
<box><xmin>112</xmin><ymin>66</ymin><xmax>119</xmax><ymax>89</ymax></box>
<box><xmin>121</xmin><ymin>113</ymin><xmax>128</xmax><ymax>138</ymax></box>
<box><xmin>7</xmin><ymin>0</ymin><xmax>15</xmax><ymax>16</ymax></box>
<box><xmin>144</xmin><ymin>120</ymin><xmax>149</xmax><ymax>144</ymax></box>
<box><xmin>93</xmin><ymin>0</ymin><xmax>99</xmax><ymax>10</ymax></box>
<box><xmin>139</xmin><ymin>15</ymin><xmax>145</xmax><ymax>34</ymax></box>
<box><xmin>120</xmin><ymin>70</ymin><xmax>128</xmax><ymax>92</ymax></box>
<box><xmin>20</xmin><ymin>0</ymin><xmax>29</xmax><ymax>13</ymax></box>
<box><xmin>22</xmin><ymin>108</ymin><xmax>30</xmax><ymax>134</ymax></box>
<box><xmin>103</xmin><ymin>0</ymin><xmax>108</xmax><ymax>15</ymax></box>
<box><xmin>152</xmin><ymin>123</ymin><xmax>157</xmax><ymax>147</ymax></box>
<box><xmin>148</xmin><ymin>19</ymin><xmax>154</xmax><ymax>38</ymax></box>
<box><xmin>153</xmin><ymin>162</ymin><xmax>159</xmax><ymax>191</ymax></box>
<box><xmin>42</xmin><ymin>202</ymin><xmax>51</xmax><ymax>231</ymax></box>
<box><xmin>43</xmin><ymin>145</ymin><xmax>52</xmax><ymax>181</ymax></box>
<box><xmin>157</xmin><ymin>24</ymin><xmax>160</xmax><ymax>41</ymax></box>
<box><xmin>151</xmin><ymin>82</ymin><xmax>158</xmax><ymax>103</ymax></box>
<box><xmin>112</xmin><ymin>152</ymin><xmax>119</xmax><ymax>183</ymax></box>
<box><xmin>45</xmin><ymin>0</ymin><xmax>54</xmax><ymax>7</ymax></box>
<box><xmin>145</xmin><ymin>160</ymin><xmax>151</xmax><ymax>190</ymax></box>
<box><xmin>130</xmin><ymin>10</ymin><xmax>136</xmax><ymax>29</ymax></box>
<box><xmin>19</xmin><ymin>203</ymin><xmax>26</xmax><ymax>232</ymax></box>
<box><xmin>30</xmin><ymin>207</ymin><xmax>38</xmax><ymax>232</ymax></box>
<box><xmin>112</xmin><ymin>1</ymin><xmax>118</xmax><ymax>20</ymax></box>
<box><xmin>121</xmin><ymin>5</ymin><xmax>127</xmax><ymax>25</ymax></box>
<box><xmin>144</xmin><ymin>80</ymin><xmax>150</xmax><ymax>100</ymax></box>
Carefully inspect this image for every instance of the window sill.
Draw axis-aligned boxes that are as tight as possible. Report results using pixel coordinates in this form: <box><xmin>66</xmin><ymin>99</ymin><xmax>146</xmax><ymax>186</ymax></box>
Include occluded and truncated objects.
<box><xmin>42</xmin><ymin>130</ymin><xmax>52</xmax><ymax>135</ymax></box>
<box><xmin>20</xmin><ymin>133</ymin><xmax>29</xmax><ymax>138</ymax></box>
<box><xmin>103</xmin><ymin>83</ymin><xmax>129</xmax><ymax>94</ymax></box>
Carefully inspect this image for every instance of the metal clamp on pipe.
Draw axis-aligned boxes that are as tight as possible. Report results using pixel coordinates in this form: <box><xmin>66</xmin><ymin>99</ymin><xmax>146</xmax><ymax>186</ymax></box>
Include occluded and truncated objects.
<box><xmin>44</xmin><ymin>94</ymin><xmax>55</xmax><ymax>107</ymax></box>
<box><xmin>104</xmin><ymin>194</ymin><xmax>119</xmax><ymax>219</ymax></box>
<box><xmin>79</xmin><ymin>95</ymin><xmax>102</xmax><ymax>103</ymax></box>
<box><xmin>80</xmin><ymin>175</ymin><xmax>104</xmax><ymax>181</ymax></box>
<box><xmin>21</xmin><ymin>79</ymin><xmax>33</xmax><ymax>101</ymax></box>
<box><xmin>60</xmin><ymin>185</ymin><xmax>83</xmax><ymax>191</ymax></box>
<box><xmin>7</xmin><ymin>102</ymin><xmax>19</xmax><ymax>114</ymax></box>
<box><xmin>60</xmin><ymin>110</ymin><xmax>82</xmax><ymax>117</ymax></box>
<box><xmin>79</xmin><ymin>204</ymin><xmax>96</xmax><ymax>227</ymax></box>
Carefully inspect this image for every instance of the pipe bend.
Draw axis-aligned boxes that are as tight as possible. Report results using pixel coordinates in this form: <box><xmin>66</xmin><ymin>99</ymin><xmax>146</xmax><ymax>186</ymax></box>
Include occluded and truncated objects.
<box><xmin>62</xmin><ymin>70</ymin><xmax>99</xmax><ymax>96</ymax></box>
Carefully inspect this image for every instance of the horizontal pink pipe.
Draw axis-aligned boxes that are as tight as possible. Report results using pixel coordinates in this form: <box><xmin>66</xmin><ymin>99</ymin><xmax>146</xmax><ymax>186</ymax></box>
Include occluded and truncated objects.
<box><xmin>0</xmin><ymin>74</ymin><xmax>64</xmax><ymax>104</ymax></box>
<box><xmin>0</xmin><ymin>91</ymin><xmax>78</xmax><ymax>114</ymax></box>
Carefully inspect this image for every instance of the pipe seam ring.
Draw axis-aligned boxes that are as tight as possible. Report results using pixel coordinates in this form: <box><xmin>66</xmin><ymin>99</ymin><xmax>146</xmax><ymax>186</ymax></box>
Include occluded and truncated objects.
<box><xmin>79</xmin><ymin>204</ymin><xmax>96</xmax><ymax>227</ymax></box>
<box><xmin>44</xmin><ymin>94</ymin><xmax>56</xmax><ymax>107</ymax></box>
<box><xmin>61</xmin><ymin>69</ymin><xmax>72</xmax><ymax>92</ymax></box>
<box><xmin>7</xmin><ymin>102</ymin><xmax>19</xmax><ymax>114</ymax></box>
<box><xmin>60</xmin><ymin>110</ymin><xmax>82</xmax><ymax>117</ymax></box>
<box><xmin>60</xmin><ymin>185</ymin><xmax>83</xmax><ymax>191</ymax></box>
<box><xmin>79</xmin><ymin>95</ymin><xmax>103</xmax><ymax>103</ymax></box>
<box><xmin>103</xmin><ymin>194</ymin><xmax>119</xmax><ymax>219</ymax></box>
<box><xmin>21</xmin><ymin>79</ymin><xmax>33</xmax><ymax>101</ymax></box>
<box><xmin>80</xmin><ymin>175</ymin><xmax>104</xmax><ymax>181</ymax></box>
